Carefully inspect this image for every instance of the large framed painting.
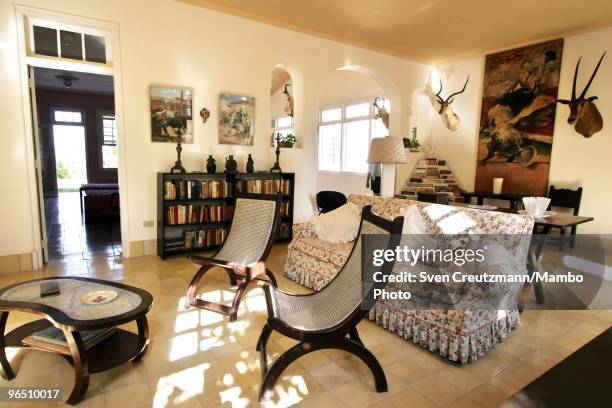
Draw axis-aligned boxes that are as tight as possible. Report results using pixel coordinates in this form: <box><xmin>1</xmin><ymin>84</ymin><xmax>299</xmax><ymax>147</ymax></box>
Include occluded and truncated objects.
<box><xmin>219</xmin><ymin>94</ymin><xmax>254</xmax><ymax>145</ymax></box>
<box><xmin>150</xmin><ymin>86</ymin><xmax>193</xmax><ymax>143</ymax></box>
<box><xmin>476</xmin><ymin>39</ymin><xmax>563</xmax><ymax>196</ymax></box>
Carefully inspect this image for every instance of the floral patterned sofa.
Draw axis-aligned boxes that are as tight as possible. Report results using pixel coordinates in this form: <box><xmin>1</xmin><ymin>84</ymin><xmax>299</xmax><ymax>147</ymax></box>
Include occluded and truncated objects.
<box><xmin>284</xmin><ymin>194</ymin><xmax>534</xmax><ymax>363</ymax></box>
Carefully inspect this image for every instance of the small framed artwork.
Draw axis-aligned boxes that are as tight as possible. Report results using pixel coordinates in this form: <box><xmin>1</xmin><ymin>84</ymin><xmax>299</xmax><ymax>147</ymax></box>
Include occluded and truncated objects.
<box><xmin>150</xmin><ymin>85</ymin><xmax>193</xmax><ymax>143</ymax></box>
<box><xmin>218</xmin><ymin>94</ymin><xmax>254</xmax><ymax>145</ymax></box>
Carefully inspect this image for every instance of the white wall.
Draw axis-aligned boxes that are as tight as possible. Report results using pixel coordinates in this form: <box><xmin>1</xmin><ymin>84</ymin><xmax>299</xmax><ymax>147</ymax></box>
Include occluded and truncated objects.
<box><xmin>0</xmin><ymin>0</ymin><xmax>431</xmax><ymax>258</ymax></box>
<box><xmin>430</xmin><ymin>27</ymin><xmax>612</xmax><ymax>233</ymax></box>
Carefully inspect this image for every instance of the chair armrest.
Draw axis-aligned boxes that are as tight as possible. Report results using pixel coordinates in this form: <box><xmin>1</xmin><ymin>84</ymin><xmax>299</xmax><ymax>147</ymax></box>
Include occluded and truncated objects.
<box><xmin>293</xmin><ymin>222</ymin><xmax>316</xmax><ymax>238</ymax></box>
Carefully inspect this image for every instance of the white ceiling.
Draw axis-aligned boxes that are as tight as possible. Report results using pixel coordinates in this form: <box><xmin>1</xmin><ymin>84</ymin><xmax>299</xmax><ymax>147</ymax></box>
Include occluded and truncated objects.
<box><xmin>180</xmin><ymin>0</ymin><xmax>612</xmax><ymax>63</ymax></box>
<box><xmin>34</xmin><ymin>67</ymin><xmax>114</xmax><ymax>94</ymax></box>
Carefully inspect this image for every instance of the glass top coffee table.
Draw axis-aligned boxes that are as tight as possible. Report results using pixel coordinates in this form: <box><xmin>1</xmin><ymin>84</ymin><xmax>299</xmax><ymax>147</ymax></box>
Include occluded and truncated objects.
<box><xmin>0</xmin><ymin>277</ymin><xmax>153</xmax><ymax>405</ymax></box>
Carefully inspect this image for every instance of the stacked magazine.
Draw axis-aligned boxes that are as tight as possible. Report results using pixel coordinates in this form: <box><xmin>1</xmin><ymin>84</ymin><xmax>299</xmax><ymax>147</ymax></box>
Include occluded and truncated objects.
<box><xmin>24</xmin><ymin>326</ymin><xmax>117</xmax><ymax>350</ymax></box>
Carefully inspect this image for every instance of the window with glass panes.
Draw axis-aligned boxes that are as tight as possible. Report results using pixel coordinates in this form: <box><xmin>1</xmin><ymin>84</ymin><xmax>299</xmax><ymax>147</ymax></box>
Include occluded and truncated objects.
<box><xmin>318</xmin><ymin>99</ymin><xmax>389</xmax><ymax>173</ymax></box>
<box><xmin>99</xmin><ymin>113</ymin><xmax>118</xmax><ymax>169</ymax></box>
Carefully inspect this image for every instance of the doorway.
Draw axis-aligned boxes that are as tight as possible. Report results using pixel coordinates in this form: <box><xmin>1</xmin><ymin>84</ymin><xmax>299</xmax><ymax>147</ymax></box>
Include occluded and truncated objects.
<box><xmin>34</xmin><ymin>67</ymin><xmax>121</xmax><ymax>261</ymax></box>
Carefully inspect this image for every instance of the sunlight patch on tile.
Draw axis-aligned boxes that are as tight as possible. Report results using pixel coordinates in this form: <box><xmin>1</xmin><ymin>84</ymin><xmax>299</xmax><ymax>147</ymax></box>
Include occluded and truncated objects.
<box><xmin>219</xmin><ymin>386</ymin><xmax>251</xmax><ymax>408</ymax></box>
<box><xmin>169</xmin><ymin>331</ymin><xmax>198</xmax><ymax>361</ymax></box>
<box><xmin>174</xmin><ymin>310</ymin><xmax>199</xmax><ymax>333</ymax></box>
<box><xmin>153</xmin><ymin>363</ymin><xmax>209</xmax><ymax>407</ymax></box>
<box><xmin>200</xmin><ymin>336</ymin><xmax>223</xmax><ymax>352</ymax></box>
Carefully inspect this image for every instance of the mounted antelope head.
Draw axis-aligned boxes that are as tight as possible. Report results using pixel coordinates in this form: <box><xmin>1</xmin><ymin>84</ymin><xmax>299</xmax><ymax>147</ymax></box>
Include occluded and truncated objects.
<box><xmin>283</xmin><ymin>83</ymin><xmax>294</xmax><ymax>117</ymax></box>
<box><xmin>373</xmin><ymin>97</ymin><xmax>389</xmax><ymax>129</ymax></box>
<box><xmin>435</xmin><ymin>76</ymin><xmax>469</xmax><ymax>131</ymax></box>
<box><xmin>557</xmin><ymin>52</ymin><xmax>606</xmax><ymax>138</ymax></box>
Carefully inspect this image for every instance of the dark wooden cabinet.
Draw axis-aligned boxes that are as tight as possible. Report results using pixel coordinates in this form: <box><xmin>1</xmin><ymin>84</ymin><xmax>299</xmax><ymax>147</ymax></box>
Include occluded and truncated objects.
<box><xmin>157</xmin><ymin>172</ymin><xmax>294</xmax><ymax>259</ymax></box>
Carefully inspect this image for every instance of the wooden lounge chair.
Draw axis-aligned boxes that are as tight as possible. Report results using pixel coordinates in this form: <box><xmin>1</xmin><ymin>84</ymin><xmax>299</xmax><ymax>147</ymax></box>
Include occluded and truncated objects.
<box><xmin>185</xmin><ymin>193</ymin><xmax>281</xmax><ymax>322</ymax></box>
<box><xmin>256</xmin><ymin>205</ymin><xmax>403</xmax><ymax>401</ymax></box>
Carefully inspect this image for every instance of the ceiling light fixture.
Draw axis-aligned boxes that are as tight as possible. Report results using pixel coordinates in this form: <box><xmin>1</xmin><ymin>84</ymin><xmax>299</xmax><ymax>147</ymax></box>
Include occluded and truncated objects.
<box><xmin>54</xmin><ymin>74</ymin><xmax>79</xmax><ymax>88</ymax></box>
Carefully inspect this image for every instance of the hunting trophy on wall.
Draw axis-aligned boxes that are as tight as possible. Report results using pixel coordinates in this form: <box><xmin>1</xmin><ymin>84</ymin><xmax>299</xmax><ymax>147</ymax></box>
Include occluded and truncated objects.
<box><xmin>557</xmin><ymin>52</ymin><xmax>606</xmax><ymax>138</ymax></box>
<box><xmin>283</xmin><ymin>83</ymin><xmax>294</xmax><ymax>117</ymax></box>
<box><xmin>435</xmin><ymin>76</ymin><xmax>469</xmax><ymax>131</ymax></box>
<box><xmin>373</xmin><ymin>97</ymin><xmax>389</xmax><ymax>129</ymax></box>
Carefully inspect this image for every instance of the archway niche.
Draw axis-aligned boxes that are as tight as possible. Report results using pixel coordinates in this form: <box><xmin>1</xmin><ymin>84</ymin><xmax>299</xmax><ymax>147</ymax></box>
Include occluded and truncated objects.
<box><xmin>270</xmin><ymin>66</ymin><xmax>301</xmax><ymax>148</ymax></box>
<box><xmin>315</xmin><ymin>66</ymin><xmax>403</xmax><ymax>197</ymax></box>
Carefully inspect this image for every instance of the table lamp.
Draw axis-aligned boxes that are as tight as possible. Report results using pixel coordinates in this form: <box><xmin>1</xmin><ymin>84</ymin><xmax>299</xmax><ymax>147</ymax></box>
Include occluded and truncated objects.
<box><xmin>367</xmin><ymin>136</ymin><xmax>408</xmax><ymax>197</ymax></box>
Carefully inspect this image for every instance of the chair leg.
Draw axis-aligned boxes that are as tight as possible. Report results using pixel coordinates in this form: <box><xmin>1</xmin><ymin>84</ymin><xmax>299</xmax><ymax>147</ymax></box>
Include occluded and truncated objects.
<box><xmin>558</xmin><ymin>228</ymin><xmax>565</xmax><ymax>252</ymax></box>
<box><xmin>259</xmin><ymin>335</ymin><xmax>387</xmax><ymax>401</ymax></box>
<box><xmin>256</xmin><ymin>323</ymin><xmax>273</xmax><ymax>383</ymax></box>
<box><xmin>185</xmin><ymin>264</ymin><xmax>216</xmax><ymax>309</ymax></box>
<box><xmin>348</xmin><ymin>327</ymin><xmax>363</xmax><ymax>345</ymax></box>
<box><xmin>265</xmin><ymin>268</ymin><xmax>277</xmax><ymax>287</ymax></box>
<box><xmin>336</xmin><ymin>337</ymin><xmax>388</xmax><ymax>393</ymax></box>
<box><xmin>228</xmin><ymin>275</ymin><xmax>251</xmax><ymax>322</ymax></box>
<box><xmin>259</xmin><ymin>341</ymin><xmax>317</xmax><ymax>401</ymax></box>
<box><xmin>185</xmin><ymin>263</ymin><xmax>247</xmax><ymax>319</ymax></box>
<box><xmin>256</xmin><ymin>323</ymin><xmax>272</xmax><ymax>353</ymax></box>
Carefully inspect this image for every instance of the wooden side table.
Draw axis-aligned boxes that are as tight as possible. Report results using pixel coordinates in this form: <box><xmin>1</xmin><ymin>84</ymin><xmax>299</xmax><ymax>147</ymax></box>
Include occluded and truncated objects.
<box><xmin>0</xmin><ymin>277</ymin><xmax>152</xmax><ymax>405</ymax></box>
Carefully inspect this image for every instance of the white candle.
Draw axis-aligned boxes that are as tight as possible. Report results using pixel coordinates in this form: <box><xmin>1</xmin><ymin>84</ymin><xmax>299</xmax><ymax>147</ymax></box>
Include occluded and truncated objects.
<box><xmin>492</xmin><ymin>178</ymin><xmax>503</xmax><ymax>194</ymax></box>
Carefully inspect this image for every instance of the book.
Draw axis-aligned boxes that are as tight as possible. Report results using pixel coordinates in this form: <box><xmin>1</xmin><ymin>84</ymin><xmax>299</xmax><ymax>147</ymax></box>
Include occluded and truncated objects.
<box><xmin>28</xmin><ymin>326</ymin><xmax>117</xmax><ymax>350</ymax></box>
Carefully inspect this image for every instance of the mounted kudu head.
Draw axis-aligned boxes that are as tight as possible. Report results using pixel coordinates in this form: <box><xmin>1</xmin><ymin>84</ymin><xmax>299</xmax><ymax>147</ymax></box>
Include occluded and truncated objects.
<box><xmin>557</xmin><ymin>52</ymin><xmax>606</xmax><ymax>138</ymax></box>
<box><xmin>435</xmin><ymin>76</ymin><xmax>469</xmax><ymax>131</ymax></box>
<box><xmin>373</xmin><ymin>96</ymin><xmax>389</xmax><ymax>129</ymax></box>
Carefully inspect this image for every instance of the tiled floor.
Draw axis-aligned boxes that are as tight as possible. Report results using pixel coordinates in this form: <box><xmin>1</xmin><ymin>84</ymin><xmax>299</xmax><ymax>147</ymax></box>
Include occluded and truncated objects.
<box><xmin>0</xmin><ymin>245</ymin><xmax>610</xmax><ymax>408</ymax></box>
<box><xmin>44</xmin><ymin>192</ymin><xmax>121</xmax><ymax>261</ymax></box>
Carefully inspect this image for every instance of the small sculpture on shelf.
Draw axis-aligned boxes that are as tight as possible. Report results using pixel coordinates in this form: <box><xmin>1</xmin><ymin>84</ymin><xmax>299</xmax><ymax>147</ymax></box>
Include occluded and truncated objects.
<box><xmin>246</xmin><ymin>154</ymin><xmax>254</xmax><ymax>173</ymax></box>
<box><xmin>206</xmin><ymin>155</ymin><xmax>216</xmax><ymax>173</ymax></box>
<box><xmin>225</xmin><ymin>155</ymin><xmax>238</xmax><ymax>173</ymax></box>
<box><xmin>270</xmin><ymin>133</ymin><xmax>282</xmax><ymax>173</ymax></box>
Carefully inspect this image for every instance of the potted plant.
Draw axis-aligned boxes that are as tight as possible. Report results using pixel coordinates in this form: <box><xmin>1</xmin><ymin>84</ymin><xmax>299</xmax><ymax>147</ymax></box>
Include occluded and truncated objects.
<box><xmin>278</xmin><ymin>133</ymin><xmax>297</xmax><ymax>148</ymax></box>
<box><xmin>407</xmin><ymin>127</ymin><xmax>420</xmax><ymax>152</ymax></box>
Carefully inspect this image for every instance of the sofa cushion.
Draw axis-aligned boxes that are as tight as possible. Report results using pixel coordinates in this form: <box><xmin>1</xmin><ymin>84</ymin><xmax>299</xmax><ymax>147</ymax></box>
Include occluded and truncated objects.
<box><xmin>310</xmin><ymin>202</ymin><xmax>361</xmax><ymax>243</ymax></box>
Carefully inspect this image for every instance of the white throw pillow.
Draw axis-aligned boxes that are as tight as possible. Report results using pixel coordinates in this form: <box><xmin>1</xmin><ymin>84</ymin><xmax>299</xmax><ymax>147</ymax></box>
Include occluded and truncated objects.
<box><xmin>310</xmin><ymin>203</ymin><xmax>361</xmax><ymax>243</ymax></box>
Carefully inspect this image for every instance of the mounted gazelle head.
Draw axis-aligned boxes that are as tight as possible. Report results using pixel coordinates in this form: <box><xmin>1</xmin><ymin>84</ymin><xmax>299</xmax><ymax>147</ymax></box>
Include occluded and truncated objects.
<box><xmin>557</xmin><ymin>52</ymin><xmax>606</xmax><ymax>138</ymax></box>
<box><xmin>435</xmin><ymin>76</ymin><xmax>469</xmax><ymax>131</ymax></box>
<box><xmin>373</xmin><ymin>96</ymin><xmax>389</xmax><ymax>129</ymax></box>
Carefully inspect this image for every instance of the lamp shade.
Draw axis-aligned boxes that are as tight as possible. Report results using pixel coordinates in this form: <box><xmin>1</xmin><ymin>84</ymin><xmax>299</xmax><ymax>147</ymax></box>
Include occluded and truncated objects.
<box><xmin>367</xmin><ymin>136</ymin><xmax>408</xmax><ymax>163</ymax></box>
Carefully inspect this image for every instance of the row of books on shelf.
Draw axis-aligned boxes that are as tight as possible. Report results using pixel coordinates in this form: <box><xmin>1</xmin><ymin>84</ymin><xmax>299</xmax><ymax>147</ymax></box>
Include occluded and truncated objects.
<box><xmin>166</xmin><ymin>204</ymin><xmax>233</xmax><ymax>225</ymax></box>
<box><xmin>164</xmin><ymin>180</ymin><xmax>232</xmax><ymax>200</ymax></box>
<box><xmin>281</xmin><ymin>200</ymin><xmax>291</xmax><ymax>216</ymax></box>
<box><xmin>277</xmin><ymin>222</ymin><xmax>292</xmax><ymax>240</ymax></box>
<box><xmin>165</xmin><ymin>228</ymin><xmax>226</xmax><ymax>251</ymax></box>
<box><xmin>236</xmin><ymin>179</ymin><xmax>292</xmax><ymax>195</ymax></box>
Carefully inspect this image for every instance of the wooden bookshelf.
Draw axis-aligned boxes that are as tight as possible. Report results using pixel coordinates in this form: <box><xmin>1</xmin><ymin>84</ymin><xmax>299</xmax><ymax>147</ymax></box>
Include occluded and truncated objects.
<box><xmin>157</xmin><ymin>172</ymin><xmax>294</xmax><ymax>259</ymax></box>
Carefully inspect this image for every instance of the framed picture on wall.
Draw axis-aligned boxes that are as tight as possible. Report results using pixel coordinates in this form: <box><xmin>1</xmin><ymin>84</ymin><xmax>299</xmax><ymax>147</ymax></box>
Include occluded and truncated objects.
<box><xmin>218</xmin><ymin>94</ymin><xmax>254</xmax><ymax>146</ymax></box>
<box><xmin>150</xmin><ymin>86</ymin><xmax>193</xmax><ymax>143</ymax></box>
<box><xmin>476</xmin><ymin>39</ymin><xmax>563</xmax><ymax>196</ymax></box>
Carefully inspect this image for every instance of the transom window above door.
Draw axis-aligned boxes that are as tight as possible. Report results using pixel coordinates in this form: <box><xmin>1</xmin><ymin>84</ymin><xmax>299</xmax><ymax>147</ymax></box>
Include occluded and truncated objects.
<box><xmin>318</xmin><ymin>99</ymin><xmax>389</xmax><ymax>174</ymax></box>
<box><xmin>53</xmin><ymin>110</ymin><xmax>82</xmax><ymax>124</ymax></box>
<box><xmin>26</xmin><ymin>17</ymin><xmax>111</xmax><ymax>65</ymax></box>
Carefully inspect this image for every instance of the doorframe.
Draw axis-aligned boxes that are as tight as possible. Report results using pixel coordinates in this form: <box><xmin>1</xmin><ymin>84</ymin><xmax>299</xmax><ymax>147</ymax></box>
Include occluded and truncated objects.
<box><xmin>15</xmin><ymin>5</ymin><xmax>131</xmax><ymax>268</ymax></box>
